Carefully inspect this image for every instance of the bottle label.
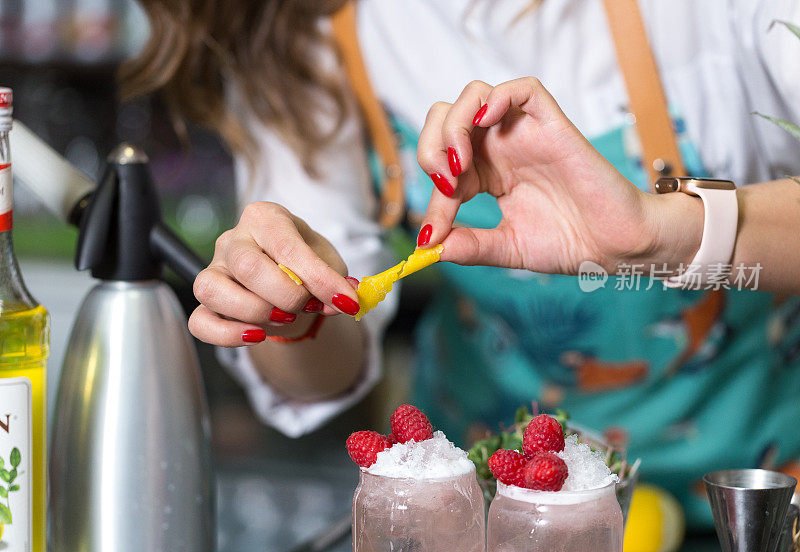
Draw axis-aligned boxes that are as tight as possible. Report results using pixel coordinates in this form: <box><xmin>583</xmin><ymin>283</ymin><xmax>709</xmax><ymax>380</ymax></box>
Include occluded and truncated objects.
<box><xmin>0</xmin><ymin>378</ymin><xmax>31</xmax><ymax>551</ymax></box>
<box><xmin>0</xmin><ymin>163</ymin><xmax>11</xmax><ymax>231</ymax></box>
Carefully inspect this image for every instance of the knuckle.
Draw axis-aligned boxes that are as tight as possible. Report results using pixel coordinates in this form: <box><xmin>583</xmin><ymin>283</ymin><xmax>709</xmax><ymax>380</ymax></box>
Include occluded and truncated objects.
<box><xmin>240</xmin><ymin>202</ymin><xmax>260</xmax><ymax>220</ymax></box>
<box><xmin>425</xmin><ymin>102</ymin><xmax>448</xmax><ymax>123</ymax></box>
<box><xmin>187</xmin><ymin>309</ymin><xmax>205</xmax><ymax>338</ymax></box>
<box><xmin>524</xmin><ymin>76</ymin><xmax>542</xmax><ymax>89</ymax></box>
<box><xmin>231</xmin><ymin>249</ymin><xmax>264</xmax><ymax>282</ymax></box>
<box><xmin>416</xmin><ymin>148</ymin><xmax>439</xmax><ymax>170</ymax></box>
<box><xmin>241</xmin><ymin>201</ymin><xmax>288</xmax><ymax>222</ymax></box>
<box><xmin>193</xmin><ymin>271</ymin><xmax>216</xmax><ymax>302</ymax></box>
<box><xmin>263</xmin><ymin>201</ymin><xmax>289</xmax><ymax>218</ymax></box>
<box><xmin>214</xmin><ymin>230</ymin><xmax>232</xmax><ymax>252</ymax></box>
<box><xmin>272</xmin><ymin>239</ymin><xmax>299</xmax><ymax>264</ymax></box>
<box><xmin>466</xmin><ymin>79</ymin><xmax>486</xmax><ymax>92</ymax></box>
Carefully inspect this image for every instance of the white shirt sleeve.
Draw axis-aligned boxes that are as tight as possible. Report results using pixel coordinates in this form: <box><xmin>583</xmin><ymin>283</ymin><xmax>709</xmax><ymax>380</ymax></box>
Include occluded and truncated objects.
<box><xmin>216</xmin><ymin>93</ymin><xmax>399</xmax><ymax>438</ymax></box>
<box><xmin>731</xmin><ymin>0</ymin><xmax>800</xmax><ymax>178</ymax></box>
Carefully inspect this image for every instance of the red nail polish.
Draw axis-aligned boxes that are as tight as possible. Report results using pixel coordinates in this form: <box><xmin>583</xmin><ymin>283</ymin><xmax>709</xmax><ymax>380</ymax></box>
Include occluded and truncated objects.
<box><xmin>447</xmin><ymin>147</ymin><xmax>462</xmax><ymax>177</ymax></box>
<box><xmin>270</xmin><ymin>307</ymin><xmax>297</xmax><ymax>323</ymax></box>
<box><xmin>430</xmin><ymin>173</ymin><xmax>454</xmax><ymax>197</ymax></box>
<box><xmin>346</xmin><ymin>276</ymin><xmax>360</xmax><ymax>288</ymax></box>
<box><xmin>332</xmin><ymin>293</ymin><xmax>360</xmax><ymax>316</ymax></box>
<box><xmin>417</xmin><ymin>224</ymin><xmax>432</xmax><ymax>247</ymax></box>
<box><xmin>302</xmin><ymin>297</ymin><xmax>324</xmax><ymax>313</ymax></box>
<box><xmin>473</xmin><ymin>104</ymin><xmax>488</xmax><ymax>125</ymax></box>
<box><xmin>242</xmin><ymin>329</ymin><xmax>266</xmax><ymax>343</ymax></box>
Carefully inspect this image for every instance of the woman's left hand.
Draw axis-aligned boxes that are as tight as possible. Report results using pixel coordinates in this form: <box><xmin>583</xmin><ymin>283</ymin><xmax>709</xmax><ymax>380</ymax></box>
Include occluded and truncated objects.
<box><xmin>415</xmin><ymin>77</ymin><xmax>702</xmax><ymax>275</ymax></box>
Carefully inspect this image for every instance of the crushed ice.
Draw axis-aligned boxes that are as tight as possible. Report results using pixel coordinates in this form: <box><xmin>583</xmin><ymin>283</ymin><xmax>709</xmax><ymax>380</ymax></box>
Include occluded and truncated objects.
<box><xmin>556</xmin><ymin>434</ymin><xmax>619</xmax><ymax>491</ymax></box>
<box><xmin>367</xmin><ymin>431</ymin><xmax>474</xmax><ymax>479</ymax></box>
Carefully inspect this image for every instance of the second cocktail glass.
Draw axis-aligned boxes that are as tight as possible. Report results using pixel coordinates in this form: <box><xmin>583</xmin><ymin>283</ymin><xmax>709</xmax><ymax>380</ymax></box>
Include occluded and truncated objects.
<box><xmin>487</xmin><ymin>481</ymin><xmax>623</xmax><ymax>552</ymax></box>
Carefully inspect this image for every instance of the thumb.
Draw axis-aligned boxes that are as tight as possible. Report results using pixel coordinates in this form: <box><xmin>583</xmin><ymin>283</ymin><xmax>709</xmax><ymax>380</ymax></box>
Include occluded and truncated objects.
<box><xmin>415</xmin><ymin>187</ymin><xmax>461</xmax><ymax>248</ymax></box>
<box><xmin>440</xmin><ymin>225</ymin><xmax>523</xmax><ymax>268</ymax></box>
<box><xmin>416</xmin><ymin>170</ymin><xmax>481</xmax><ymax>248</ymax></box>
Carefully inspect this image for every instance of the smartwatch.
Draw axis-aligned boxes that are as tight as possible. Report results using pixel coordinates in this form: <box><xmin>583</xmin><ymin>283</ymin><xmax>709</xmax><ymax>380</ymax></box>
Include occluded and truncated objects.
<box><xmin>654</xmin><ymin>177</ymin><xmax>738</xmax><ymax>289</ymax></box>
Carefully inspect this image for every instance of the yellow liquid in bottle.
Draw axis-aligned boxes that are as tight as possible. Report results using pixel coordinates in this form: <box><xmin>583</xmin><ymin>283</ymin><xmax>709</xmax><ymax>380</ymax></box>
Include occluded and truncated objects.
<box><xmin>0</xmin><ymin>304</ymin><xmax>48</xmax><ymax>552</ymax></box>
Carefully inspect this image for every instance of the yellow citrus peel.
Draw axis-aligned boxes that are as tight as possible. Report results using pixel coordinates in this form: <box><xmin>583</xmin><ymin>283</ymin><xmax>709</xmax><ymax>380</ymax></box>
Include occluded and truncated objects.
<box><xmin>354</xmin><ymin>244</ymin><xmax>444</xmax><ymax>321</ymax></box>
<box><xmin>278</xmin><ymin>264</ymin><xmax>303</xmax><ymax>285</ymax></box>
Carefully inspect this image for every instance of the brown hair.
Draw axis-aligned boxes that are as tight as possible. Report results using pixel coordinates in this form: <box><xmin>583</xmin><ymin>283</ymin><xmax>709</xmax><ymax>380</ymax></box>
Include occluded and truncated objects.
<box><xmin>119</xmin><ymin>0</ymin><xmax>348</xmax><ymax>176</ymax></box>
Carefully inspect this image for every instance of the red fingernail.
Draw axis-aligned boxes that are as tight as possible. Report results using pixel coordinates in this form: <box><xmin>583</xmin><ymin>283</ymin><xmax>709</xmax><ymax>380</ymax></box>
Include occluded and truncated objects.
<box><xmin>447</xmin><ymin>147</ymin><xmax>462</xmax><ymax>177</ymax></box>
<box><xmin>346</xmin><ymin>276</ymin><xmax>360</xmax><ymax>288</ymax></box>
<box><xmin>430</xmin><ymin>173</ymin><xmax>454</xmax><ymax>197</ymax></box>
<box><xmin>270</xmin><ymin>307</ymin><xmax>297</xmax><ymax>323</ymax></box>
<box><xmin>473</xmin><ymin>104</ymin><xmax>488</xmax><ymax>125</ymax></box>
<box><xmin>302</xmin><ymin>297</ymin><xmax>324</xmax><ymax>313</ymax></box>
<box><xmin>417</xmin><ymin>224</ymin><xmax>432</xmax><ymax>247</ymax></box>
<box><xmin>242</xmin><ymin>329</ymin><xmax>266</xmax><ymax>343</ymax></box>
<box><xmin>332</xmin><ymin>293</ymin><xmax>360</xmax><ymax>316</ymax></box>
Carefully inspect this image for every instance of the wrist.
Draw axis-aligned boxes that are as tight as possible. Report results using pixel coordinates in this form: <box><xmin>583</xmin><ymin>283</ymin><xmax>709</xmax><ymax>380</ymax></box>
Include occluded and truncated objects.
<box><xmin>637</xmin><ymin>191</ymin><xmax>704</xmax><ymax>272</ymax></box>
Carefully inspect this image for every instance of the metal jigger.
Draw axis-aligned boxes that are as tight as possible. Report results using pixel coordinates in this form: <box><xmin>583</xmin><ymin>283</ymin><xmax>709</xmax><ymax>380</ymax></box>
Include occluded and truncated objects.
<box><xmin>704</xmin><ymin>469</ymin><xmax>797</xmax><ymax>552</ymax></box>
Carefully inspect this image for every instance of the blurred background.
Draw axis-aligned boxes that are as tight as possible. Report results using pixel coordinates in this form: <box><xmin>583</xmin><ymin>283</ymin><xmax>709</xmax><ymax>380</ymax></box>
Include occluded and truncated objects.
<box><xmin>1</xmin><ymin>1</ymin><xmax>429</xmax><ymax>550</ymax></box>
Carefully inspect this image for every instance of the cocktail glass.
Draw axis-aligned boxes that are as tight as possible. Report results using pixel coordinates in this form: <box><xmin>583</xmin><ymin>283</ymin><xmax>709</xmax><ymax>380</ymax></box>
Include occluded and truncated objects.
<box><xmin>352</xmin><ymin>467</ymin><xmax>486</xmax><ymax>552</ymax></box>
<box><xmin>487</xmin><ymin>481</ymin><xmax>623</xmax><ymax>552</ymax></box>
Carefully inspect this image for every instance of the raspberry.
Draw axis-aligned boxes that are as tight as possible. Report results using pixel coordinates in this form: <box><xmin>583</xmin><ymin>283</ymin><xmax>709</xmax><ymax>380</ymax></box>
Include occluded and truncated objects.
<box><xmin>346</xmin><ymin>431</ymin><xmax>391</xmax><ymax>467</ymax></box>
<box><xmin>386</xmin><ymin>433</ymin><xmax>399</xmax><ymax>446</ymax></box>
<box><xmin>522</xmin><ymin>414</ymin><xmax>565</xmax><ymax>457</ymax></box>
<box><xmin>523</xmin><ymin>452</ymin><xmax>569</xmax><ymax>491</ymax></box>
<box><xmin>487</xmin><ymin>449</ymin><xmax>528</xmax><ymax>487</ymax></box>
<box><xmin>390</xmin><ymin>405</ymin><xmax>434</xmax><ymax>443</ymax></box>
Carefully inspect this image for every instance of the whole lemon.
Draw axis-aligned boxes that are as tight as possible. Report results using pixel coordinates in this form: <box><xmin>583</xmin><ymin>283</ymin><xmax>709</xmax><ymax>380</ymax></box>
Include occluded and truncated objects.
<box><xmin>623</xmin><ymin>483</ymin><xmax>685</xmax><ymax>552</ymax></box>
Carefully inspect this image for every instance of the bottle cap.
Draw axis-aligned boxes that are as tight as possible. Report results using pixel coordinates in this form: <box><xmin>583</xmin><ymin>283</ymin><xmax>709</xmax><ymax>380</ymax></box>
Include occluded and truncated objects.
<box><xmin>0</xmin><ymin>87</ymin><xmax>12</xmax><ymax>131</ymax></box>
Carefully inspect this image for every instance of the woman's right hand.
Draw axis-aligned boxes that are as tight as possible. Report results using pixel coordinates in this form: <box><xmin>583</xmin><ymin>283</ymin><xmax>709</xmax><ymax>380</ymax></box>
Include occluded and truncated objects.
<box><xmin>415</xmin><ymin>78</ymin><xmax>702</xmax><ymax>276</ymax></box>
<box><xmin>188</xmin><ymin>202</ymin><xmax>361</xmax><ymax>347</ymax></box>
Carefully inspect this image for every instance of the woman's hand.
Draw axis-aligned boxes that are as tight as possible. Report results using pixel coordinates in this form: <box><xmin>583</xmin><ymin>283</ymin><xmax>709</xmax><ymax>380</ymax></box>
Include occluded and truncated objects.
<box><xmin>416</xmin><ymin>77</ymin><xmax>702</xmax><ymax>275</ymax></box>
<box><xmin>189</xmin><ymin>202</ymin><xmax>361</xmax><ymax>347</ymax></box>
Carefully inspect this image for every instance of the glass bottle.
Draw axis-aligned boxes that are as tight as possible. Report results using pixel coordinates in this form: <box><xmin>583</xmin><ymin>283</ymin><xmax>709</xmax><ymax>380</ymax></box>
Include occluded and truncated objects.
<box><xmin>0</xmin><ymin>86</ymin><xmax>49</xmax><ymax>552</ymax></box>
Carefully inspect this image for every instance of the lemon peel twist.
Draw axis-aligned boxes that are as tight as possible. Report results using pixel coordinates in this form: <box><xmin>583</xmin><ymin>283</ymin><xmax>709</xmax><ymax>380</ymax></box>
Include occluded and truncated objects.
<box><xmin>354</xmin><ymin>244</ymin><xmax>444</xmax><ymax>321</ymax></box>
<box><xmin>278</xmin><ymin>264</ymin><xmax>303</xmax><ymax>285</ymax></box>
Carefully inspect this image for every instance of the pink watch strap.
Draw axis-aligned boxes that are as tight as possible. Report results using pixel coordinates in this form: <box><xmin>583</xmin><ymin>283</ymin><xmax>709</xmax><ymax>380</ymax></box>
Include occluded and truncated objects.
<box><xmin>663</xmin><ymin>183</ymin><xmax>739</xmax><ymax>288</ymax></box>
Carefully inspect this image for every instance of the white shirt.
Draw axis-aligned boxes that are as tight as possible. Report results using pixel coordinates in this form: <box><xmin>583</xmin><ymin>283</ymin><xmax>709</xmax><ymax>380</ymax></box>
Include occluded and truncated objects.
<box><xmin>221</xmin><ymin>0</ymin><xmax>800</xmax><ymax>437</ymax></box>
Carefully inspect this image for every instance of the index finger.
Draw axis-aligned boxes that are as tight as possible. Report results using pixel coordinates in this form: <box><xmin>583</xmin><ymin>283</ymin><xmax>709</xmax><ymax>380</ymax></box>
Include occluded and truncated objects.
<box><xmin>440</xmin><ymin>80</ymin><xmax>494</xmax><ymax>177</ymax></box>
<box><xmin>476</xmin><ymin>77</ymin><xmax>567</xmax><ymax>128</ymax></box>
<box><xmin>252</xmin><ymin>210</ymin><xmax>360</xmax><ymax>316</ymax></box>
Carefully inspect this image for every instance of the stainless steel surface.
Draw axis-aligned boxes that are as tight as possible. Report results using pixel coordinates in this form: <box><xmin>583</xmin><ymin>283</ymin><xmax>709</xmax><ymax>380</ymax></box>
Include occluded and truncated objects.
<box><xmin>777</xmin><ymin>504</ymin><xmax>799</xmax><ymax>552</ymax></box>
<box><xmin>107</xmin><ymin>142</ymin><xmax>149</xmax><ymax>164</ymax></box>
<box><xmin>50</xmin><ymin>280</ymin><xmax>214</xmax><ymax>551</ymax></box>
<box><xmin>705</xmin><ymin>469</ymin><xmax>797</xmax><ymax>552</ymax></box>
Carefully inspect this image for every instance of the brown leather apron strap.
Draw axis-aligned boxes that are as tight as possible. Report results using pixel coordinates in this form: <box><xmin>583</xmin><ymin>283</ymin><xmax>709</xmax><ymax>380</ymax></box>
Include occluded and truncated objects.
<box><xmin>331</xmin><ymin>2</ymin><xmax>405</xmax><ymax>229</ymax></box>
<box><xmin>601</xmin><ymin>0</ymin><xmax>686</xmax><ymax>183</ymax></box>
